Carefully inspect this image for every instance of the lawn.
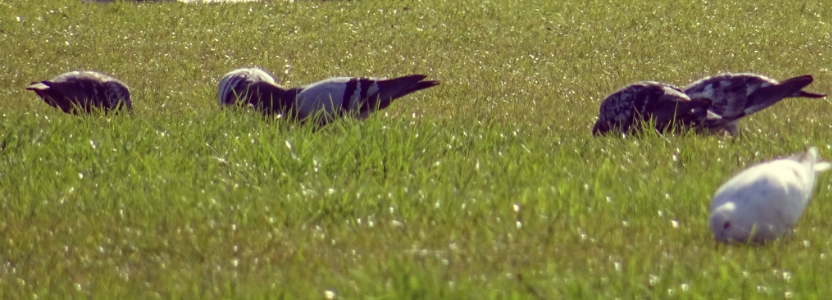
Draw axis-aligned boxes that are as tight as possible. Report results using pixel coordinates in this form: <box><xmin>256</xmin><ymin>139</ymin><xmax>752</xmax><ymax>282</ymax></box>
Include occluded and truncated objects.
<box><xmin>1</xmin><ymin>0</ymin><xmax>832</xmax><ymax>298</ymax></box>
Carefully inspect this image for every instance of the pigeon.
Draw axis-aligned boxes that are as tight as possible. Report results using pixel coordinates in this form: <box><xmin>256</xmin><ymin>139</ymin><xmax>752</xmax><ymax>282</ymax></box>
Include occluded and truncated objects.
<box><xmin>709</xmin><ymin>147</ymin><xmax>831</xmax><ymax>244</ymax></box>
<box><xmin>684</xmin><ymin>73</ymin><xmax>826</xmax><ymax>135</ymax></box>
<box><xmin>289</xmin><ymin>76</ymin><xmax>439</xmax><ymax>124</ymax></box>
<box><xmin>217</xmin><ymin>67</ymin><xmax>278</xmax><ymax>107</ymax></box>
<box><xmin>220</xmin><ymin>72</ymin><xmax>439</xmax><ymax>126</ymax></box>
<box><xmin>592</xmin><ymin>81</ymin><xmax>731</xmax><ymax>136</ymax></box>
<box><xmin>26</xmin><ymin>71</ymin><xmax>132</xmax><ymax>114</ymax></box>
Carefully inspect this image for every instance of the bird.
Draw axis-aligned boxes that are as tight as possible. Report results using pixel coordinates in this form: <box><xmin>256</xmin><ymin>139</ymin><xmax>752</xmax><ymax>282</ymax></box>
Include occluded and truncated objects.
<box><xmin>591</xmin><ymin>81</ymin><xmax>736</xmax><ymax>136</ymax></box>
<box><xmin>26</xmin><ymin>71</ymin><xmax>132</xmax><ymax>114</ymax></box>
<box><xmin>289</xmin><ymin>75</ymin><xmax>440</xmax><ymax>125</ymax></box>
<box><xmin>683</xmin><ymin>73</ymin><xmax>826</xmax><ymax>135</ymax></box>
<box><xmin>709</xmin><ymin>147</ymin><xmax>831</xmax><ymax>244</ymax></box>
<box><xmin>217</xmin><ymin>67</ymin><xmax>278</xmax><ymax>107</ymax></box>
<box><xmin>219</xmin><ymin>71</ymin><xmax>439</xmax><ymax>126</ymax></box>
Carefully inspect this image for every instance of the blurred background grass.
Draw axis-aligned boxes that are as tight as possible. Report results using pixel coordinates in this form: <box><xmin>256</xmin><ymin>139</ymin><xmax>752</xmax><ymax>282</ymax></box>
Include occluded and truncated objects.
<box><xmin>1</xmin><ymin>0</ymin><xmax>832</xmax><ymax>298</ymax></box>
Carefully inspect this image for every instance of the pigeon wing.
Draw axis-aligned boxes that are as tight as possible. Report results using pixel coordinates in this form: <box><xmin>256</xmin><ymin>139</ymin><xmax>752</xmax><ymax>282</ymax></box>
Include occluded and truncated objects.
<box><xmin>36</xmin><ymin>78</ymin><xmax>97</xmax><ymax>113</ymax></box>
<box><xmin>684</xmin><ymin>74</ymin><xmax>751</xmax><ymax>119</ymax></box>
<box><xmin>294</xmin><ymin>78</ymin><xmax>356</xmax><ymax>121</ymax></box>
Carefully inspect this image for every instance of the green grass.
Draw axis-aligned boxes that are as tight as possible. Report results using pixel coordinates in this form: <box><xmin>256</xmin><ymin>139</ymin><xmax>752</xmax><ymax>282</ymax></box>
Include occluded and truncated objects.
<box><xmin>2</xmin><ymin>0</ymin><xmax>832</xmax><ymax>298</ymax></box>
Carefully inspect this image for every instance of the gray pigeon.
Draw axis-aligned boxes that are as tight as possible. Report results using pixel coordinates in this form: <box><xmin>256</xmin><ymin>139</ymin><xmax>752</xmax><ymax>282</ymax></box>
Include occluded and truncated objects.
<box><xmin>26</xmin><ymin>71</ymin><xmax>132</xmax><ymax>114</ymax></box>
<box><xmin>592</xmin><ymin>81</ymin><xmax>727</xmax><ymax>136</ymax></box>
<box><xmin>219</xmin><ymin>70</ymin><xmax>439</xmax><ymax>126</ymax></box>
<box><xmin>684</xmin><ymin>73</ymin><xmax>826</xmax><ymax>135</ymax></box>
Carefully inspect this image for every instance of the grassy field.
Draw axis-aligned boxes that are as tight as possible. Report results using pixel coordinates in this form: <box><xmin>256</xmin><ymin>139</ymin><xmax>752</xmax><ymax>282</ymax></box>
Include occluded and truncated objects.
<box><xmin>1</xmin><ymin>0</ymin><xmax>832</xmax><ymax>298</ymax></box>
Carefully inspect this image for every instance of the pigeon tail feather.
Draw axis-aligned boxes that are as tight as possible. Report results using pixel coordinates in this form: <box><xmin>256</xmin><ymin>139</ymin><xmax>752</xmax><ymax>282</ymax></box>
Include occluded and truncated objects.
<box><xmin>803</xmin><ymin>147</ymin><xmax>832</xmax><ymax>172</ymax></box>
<box><xmin>26</xmin><ymin>82</ymin><xmax>50</xmax><ymax>91</ymax></box>
<box><xmin>795</xmin><ymin>91</ymin><xmax>827</xmax><ymax>98</ymax></box>
<box><xmin>361</xmin><ymin>75</ymin><xmax>438</xmax><ymax>113</ymax></box>
<box><xmin>744</xmin><ymin>75</ymin><xmax>814</xmax><ymax>115</ymax></box>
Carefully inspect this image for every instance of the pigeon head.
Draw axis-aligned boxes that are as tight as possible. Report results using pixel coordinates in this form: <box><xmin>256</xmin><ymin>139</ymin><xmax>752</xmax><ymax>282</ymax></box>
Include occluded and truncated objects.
<box><xmin>709</xmin><ymin>203</ymin><xmax>736</xmax><ymax>242</ymax></box>
<box><xmin>103</xmin><ymin>81</ymin><xmax>132</xmax><ymax>112</ymax></box>
<box><xmin>591</xmin><ymin>119</ymin><xmax>611</xmax><ymax>136</ymax></box>
<box><xmin>710</xmin><ymin>202</ymin><xmax>777</xmax><ymax>244</ymax></box>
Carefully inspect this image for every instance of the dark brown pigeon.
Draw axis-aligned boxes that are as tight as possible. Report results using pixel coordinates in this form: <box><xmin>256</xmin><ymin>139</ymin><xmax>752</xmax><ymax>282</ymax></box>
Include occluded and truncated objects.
<box><xmin>26</xmin><ymin>71</ymin><xmax>132</xmax><ymax>114</ymax></box>
<box><xmin>592</xmin><ymin>81</ymin><xmax>721</xmax><ymax>136</ymax></box>
<box><xmin>218</xmin><ymin>67</ymin><xmax>439</xmax><ymax>126</ymax></box>
<box><xmin>684</xmin><ymin>73</ymin><xmax>826</xmax><ymax>135</ymax></box>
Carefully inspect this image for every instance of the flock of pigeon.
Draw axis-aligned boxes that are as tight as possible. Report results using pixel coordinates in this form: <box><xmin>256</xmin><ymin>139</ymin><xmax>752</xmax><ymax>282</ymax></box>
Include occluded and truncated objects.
<box><xmin>23</xmin><ymin>69</ymin><xmax>832</xmax><ymax>244</ymax></box>
<box><xmin>25</xmin><ymin>69</ymin><xmax>439</xmax><ymax>126</ymax></box>
<box><xmin>593</xmin><ymin>72</ymin><xmax>831</xmax><ymax>244</ymax></box>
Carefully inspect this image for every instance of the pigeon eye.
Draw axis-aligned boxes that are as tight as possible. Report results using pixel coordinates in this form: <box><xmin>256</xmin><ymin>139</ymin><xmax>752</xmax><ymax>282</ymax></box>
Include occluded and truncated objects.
<box><xmin>723</xmin><ymin>222</ymin><xmax>731</xmax><ymax>229</ymax></box>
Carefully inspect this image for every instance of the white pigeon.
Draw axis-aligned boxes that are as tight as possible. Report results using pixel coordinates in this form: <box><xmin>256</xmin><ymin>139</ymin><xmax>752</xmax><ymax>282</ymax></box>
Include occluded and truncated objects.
<box><xmin>219</xmin><ymin>71</ymin><xmax>439</xmax><ymax>126</ymax></box>
<box><xmin>684</xmin><ymin>73</ymin><xmax>826</xmax><ymax>135</ymax></box>
<box><xmin>709</xmin><ymin>147</ymin><xmax>831</xmax><ymax>244</ymax></box>
<box><xmin>26</xmin><ymin>71</ymin><xmax>132</xmax><ymax>114</ymax></box>
<box><xmin>217</xmin><ymin>67</ymin><xmax>278</xmax><ymax>107</ymax></box>
<box><xmin>592</xmin><ymin>81</ymin><xmax>739</xmax><ymax>136</ymax></box>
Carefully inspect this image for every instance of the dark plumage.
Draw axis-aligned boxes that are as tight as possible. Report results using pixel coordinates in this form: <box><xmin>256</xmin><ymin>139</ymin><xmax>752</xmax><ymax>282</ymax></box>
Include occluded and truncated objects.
<box><xmin>26</xmin><ymin>71</ymin><xmax>132</xmax><ymax>114</ymax></box>
<box><xmin>218</xmin><ymin>68</ymin><xmax>440</xmax><ymax>126</ymax></box>
<box><xmin>592</xmin><ymin>81</ymin><xmax>720</xmax><ymax>136</ymax></box>
<box><xmin>217</xmin><ymin>67</ymin><xmax>278</xmax><ymax>107</ymax></box>
<box><xmin>684</xmin><ymin>73</ymin><xmax>826</xmax><ymax>135</ymax></box>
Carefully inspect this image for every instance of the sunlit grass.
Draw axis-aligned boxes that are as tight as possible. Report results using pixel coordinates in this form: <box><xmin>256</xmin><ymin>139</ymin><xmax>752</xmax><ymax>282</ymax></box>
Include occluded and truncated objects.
<box><xmin>1</xmin><ymin>0</ymin><xmax>832</xmax><ymax>298</ymax></box>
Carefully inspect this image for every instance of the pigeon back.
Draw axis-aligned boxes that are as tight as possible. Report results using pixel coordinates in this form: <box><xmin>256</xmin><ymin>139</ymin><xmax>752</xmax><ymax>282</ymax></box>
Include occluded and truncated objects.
<box><xmin>685</xmin><ymin>73</ymin><xmax>826</xmax><ymax>135</ymax></box>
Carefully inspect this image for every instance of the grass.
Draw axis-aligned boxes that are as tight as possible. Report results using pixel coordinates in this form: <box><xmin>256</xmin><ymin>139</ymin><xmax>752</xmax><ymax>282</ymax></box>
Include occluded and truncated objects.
<box><xmin>1</xmin><ymin>0</ymin><xmax>832</xmax><ymax>298</ymax></box>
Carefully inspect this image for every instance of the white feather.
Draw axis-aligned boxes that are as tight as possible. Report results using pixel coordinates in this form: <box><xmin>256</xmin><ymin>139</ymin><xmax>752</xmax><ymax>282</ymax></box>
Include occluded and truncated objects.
<box><xmin>709</xmin><ymin>147</ymin><xmax>830</xmax><ymax>243</ymax></box>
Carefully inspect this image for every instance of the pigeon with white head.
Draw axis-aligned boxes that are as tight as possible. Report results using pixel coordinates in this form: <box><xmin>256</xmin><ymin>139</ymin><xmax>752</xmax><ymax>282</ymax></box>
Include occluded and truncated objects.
<box><xmin>218</xmin><ymin>69</ymin><xmax>439</xmax><ymax>126</ymax></box>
